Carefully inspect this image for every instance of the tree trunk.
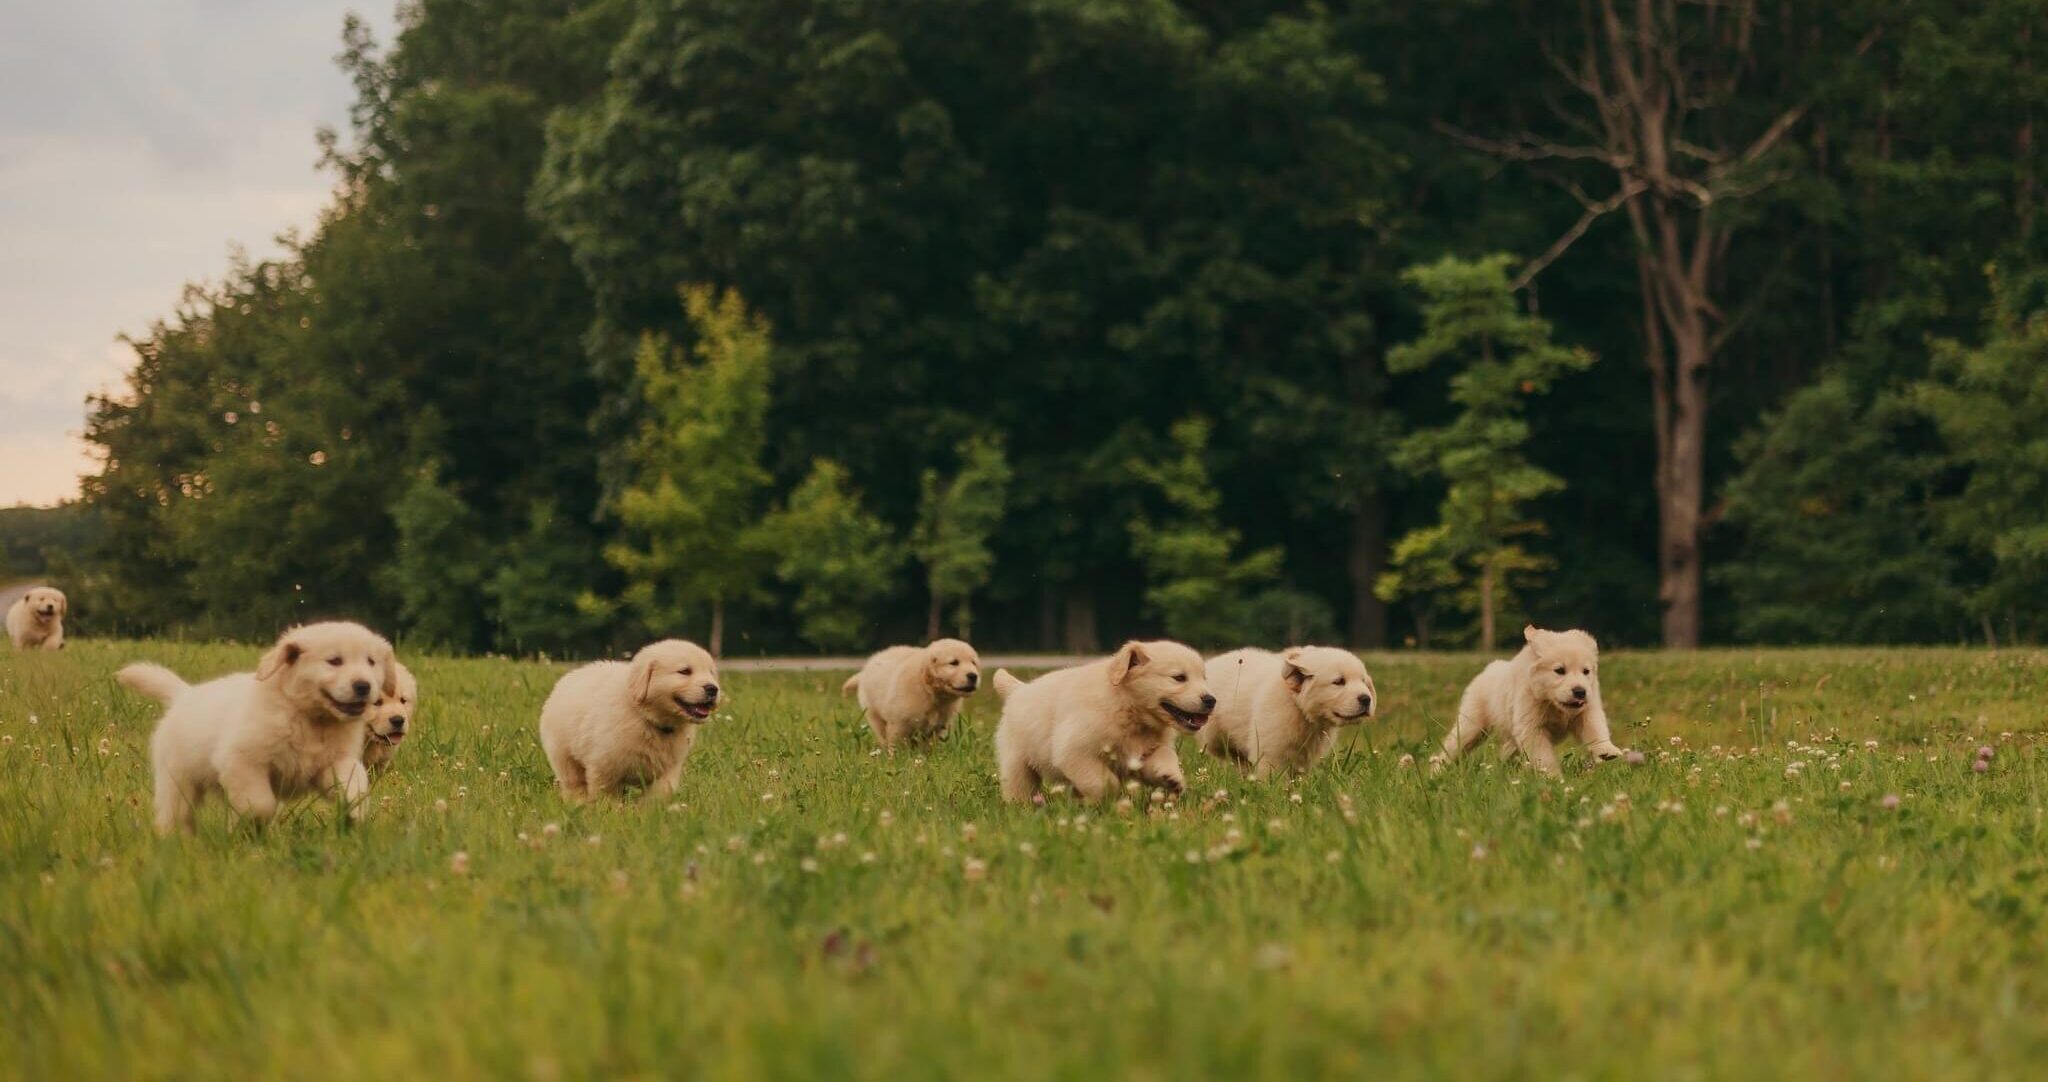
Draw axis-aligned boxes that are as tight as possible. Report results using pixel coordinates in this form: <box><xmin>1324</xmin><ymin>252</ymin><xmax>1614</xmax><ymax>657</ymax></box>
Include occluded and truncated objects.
<box><xmin>958</xmin><ymin>597</ymin><xmax>974</xmax><ymax>641</ymax></box>
<box><xmin>1346</xmin><ymin>500</ymin><xmax>1388</xmax><ymax>649</ymax></box>
<box><xmin>1062</xmin><ymin>588</ymin><xmax>1099</xmax><ymax>654</ymax></box>
<box><xmin>1643</xmin><ymin>241</ymin><xmax>1714</xmax><ymax>651</ymax></box>
<box><xmin>926</xmin><ymin>591</ymin><xmax>943</xmax><ymax>641</ymax></box>
<box><xmin>709</xmin><ymin>596</ymin><xmax>725</xmax><ymax>657</ymax></box>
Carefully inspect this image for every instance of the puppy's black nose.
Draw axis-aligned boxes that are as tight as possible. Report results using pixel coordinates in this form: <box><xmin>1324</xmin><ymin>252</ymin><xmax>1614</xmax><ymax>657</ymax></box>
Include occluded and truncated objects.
<box><xmin>352</xmin><ymin>679</ymin><xmax>372</xmax><ymax>698</ymax></box>
<box><xmin>964</xmin><ymin>673</ymin><xmax>979</xmax><ymax>689</ymax></box>
<box><xmin>1570</xmin><ymin>685</ymin><xmax>1587</xmax><ymax>700</ymax></box>
<box><xmin>702</xmin><ymin>683</ymin><xmax>719</xmax><ymax>700</ymax></box>
<box><xmin>389</xmin><ymin>716</ymin><xmax>407</xmax><ymax>731</ymax></box>
<box><xmin>1359</xmin><ymin>693</ymin><xmax>1373</xmax><ymax>712</ymax></box>
<box><xmin>1199</xmin><ymin>693</ymin><xmax>1217</xmax><ymax>711</ymax></box>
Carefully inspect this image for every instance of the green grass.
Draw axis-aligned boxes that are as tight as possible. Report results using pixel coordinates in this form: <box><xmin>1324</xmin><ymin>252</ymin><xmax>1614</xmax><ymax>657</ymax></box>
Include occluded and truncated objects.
<box><xmin>4</xmin><ymin>642</ymin><xmax>2047</xmax><ymax>1080</ymax></box>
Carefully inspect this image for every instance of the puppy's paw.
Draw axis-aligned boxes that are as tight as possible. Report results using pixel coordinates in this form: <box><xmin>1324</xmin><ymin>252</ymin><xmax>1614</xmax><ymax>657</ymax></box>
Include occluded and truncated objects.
<box><xmin>1155</xmin><ymin>775</ymin><xmax>1185</xmax><ymax>796</ymax></box>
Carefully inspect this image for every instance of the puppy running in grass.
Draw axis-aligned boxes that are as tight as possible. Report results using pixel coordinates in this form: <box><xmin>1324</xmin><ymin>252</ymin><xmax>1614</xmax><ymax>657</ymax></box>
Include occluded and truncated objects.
<box><xmin>6</xmin><ymin>586</ymin><xmax>67</xmax><ymax>651</ymax></box>
<box><xmin>361</xmin><ymin>661</ymin><xmax>417</xmax><ymax>774</ymax></box>
<box><xmin>1198</xmin><ymin>646</ymin><xmax>1376</xmax><ymax>779</ymax></box>
<box><xmin>842</xmin><ymin>638</ymin><xmax>980</xmax><ymax>748</ymax></box>
<box><xmin>1436</xmin><ymin>624</ymin><xmax>1625</xmax><ymax>777</ymax></box>
<box><xmin>992</xmin><ymin>639</ymin><xmax>1214</xmax><ymax>803</ymax></box>
<box><xmin>540</xmin><ymin>639</ymin><xmax>720</xmax><ymax>802</ymax></box>
<box><xmin>119</xmin><ymin>621</ymin><xmax>398</xmax><ymax>834</ymax></box>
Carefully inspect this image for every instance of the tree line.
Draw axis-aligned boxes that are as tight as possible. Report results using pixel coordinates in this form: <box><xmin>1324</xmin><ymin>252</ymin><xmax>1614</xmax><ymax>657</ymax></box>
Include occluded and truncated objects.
<box><xmin>50</xmin><ymin>0</ymin><xmax>2048</xmax><ymax>655</ymax></box>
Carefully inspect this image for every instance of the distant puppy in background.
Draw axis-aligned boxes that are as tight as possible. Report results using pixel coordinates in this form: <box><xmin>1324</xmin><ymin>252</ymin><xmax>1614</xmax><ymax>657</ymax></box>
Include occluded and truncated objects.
<box><xmin>539</xmin><ymin>639</ymin><xmax>720</xmax><ymax>802</ymax></box>
<box><xmin>361</xmin><ymin>661</ymin><xmax>417</xmax><ymax>774</ymax></box>
<box><xmin>1198</xmin><ymin>646</ymin><xmax>1375</xmax><ymax>778</ymax></box>
<box><xmin>992</xmin><ymin>639</ymin><xmax>1214</xmax><ymax>803</ymax></box>
<box><xmin>6</xmin><ymin>586</ymin><xmax>67</xmax><ymax>651</ymax></box>
<box><xmin>1437</xmin><ymin>625</ymin><xmax>1625</xmax><ymax>778</ymax></box>
<box><xmin>842</xmin><ymin>638</ymin><xmax>980</xmax><ymax>747</ymax></box>
<box><xmin>119</xmin><ymin>621</ymin><xmax>398</xmax><ymax>834</ymax></box>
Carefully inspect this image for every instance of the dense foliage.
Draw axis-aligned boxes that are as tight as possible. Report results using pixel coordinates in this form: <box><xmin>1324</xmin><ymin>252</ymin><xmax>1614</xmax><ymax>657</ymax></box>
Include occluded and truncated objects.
<box><xmin>65</xmin><ymin>0</ymin><xmax>2048</xmax><ymax>653</ymax></box>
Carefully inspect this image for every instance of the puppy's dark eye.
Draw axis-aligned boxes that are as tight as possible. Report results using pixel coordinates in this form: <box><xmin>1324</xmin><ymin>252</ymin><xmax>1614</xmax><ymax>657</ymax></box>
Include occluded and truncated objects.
<box><xmin>679</xmin><ymin>667</ymin><xmax>693</xmax><ymax>677</ymax></box>
<box><xmin>1173</xmin><ymin>673</ymin><xmax>1187</xmax><ymax>683</ymax></box>
<box><xmin>1332</xmin><ymin>677</ymin><xmax>1345</xmax><ymax>687</ymax></box>
<box><xmin>1554</xmin><ymin>665</ymin><xmax>1566</xmax><ymax>675</ymax></box>
<box><xmin>328</xmin><ymin>657</ymin><xmax>344</xmax><ymax>667</ymax></box>
<box><xmin>1583</xmin><ymin>667</ymin><xmax>1592</xmax><ymax>675</ymax></box>
<box><xmin>950</xmin><ymin>659</ymin><xmax>960</xmax><ymax>666</ymax></box>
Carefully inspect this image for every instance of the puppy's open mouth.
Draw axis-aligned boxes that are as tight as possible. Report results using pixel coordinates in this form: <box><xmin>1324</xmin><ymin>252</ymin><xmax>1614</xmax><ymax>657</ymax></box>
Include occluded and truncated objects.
<box><xmin>325</xmin><ymin>693</ymin><xmax>369</xmax><ymax>718</ymax></box>
<box><xmin>673</xmin><ymin>693</ymin><xmax>716</xmax><ymax>721</ymax></box>
<box><xmin>1160</xmin><ymin>701</ymin><xmax>1211</xmax><ymax>732</ymax></box>
<box><xmin>1560</xmin><ymin>699</ymin><xmax>1586</xmax><ymax>711</ymax></box>
<box><xmin>371</xmin><ymin>729</ymin><xmax>405</xmax><ymax>746</ymax></box>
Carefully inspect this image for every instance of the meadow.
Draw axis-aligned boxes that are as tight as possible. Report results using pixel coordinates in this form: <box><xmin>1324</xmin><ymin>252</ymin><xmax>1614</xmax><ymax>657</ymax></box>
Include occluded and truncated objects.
<box><xmin>3</xmin><ymin>641</ymin><xmax>2046</xmax><ymax>1080</ymax></box>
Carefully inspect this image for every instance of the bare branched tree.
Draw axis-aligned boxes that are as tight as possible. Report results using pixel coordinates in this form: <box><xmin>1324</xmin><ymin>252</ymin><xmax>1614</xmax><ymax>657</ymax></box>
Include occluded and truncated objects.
<box><xmin>1442</xmin><ymin>0</ymin><xmax>1882</xmax><ymax>647</ymax></box>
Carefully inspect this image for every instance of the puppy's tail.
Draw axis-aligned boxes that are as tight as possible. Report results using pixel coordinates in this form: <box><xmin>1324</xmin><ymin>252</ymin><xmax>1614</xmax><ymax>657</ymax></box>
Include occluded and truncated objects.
<box><xmin>116</xmin><ymin>662</ymin><xmax>189</xmax><ymax>705</ymax></box>
<box><xmin>992</xmin><ymin>669</ymin><xmax>1023</xmax><ymax>701</ymax></box>
<box><xmin>840</xmin><ymin>673</ymin><xmax>860</xmax><ymax>698</ymax></box>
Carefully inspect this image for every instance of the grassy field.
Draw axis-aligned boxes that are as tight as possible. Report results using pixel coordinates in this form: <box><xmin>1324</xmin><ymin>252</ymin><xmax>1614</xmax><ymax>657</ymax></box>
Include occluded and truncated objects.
<box><xmin>3</xmin><ymin>641</ymin><xmax>2046</xmax><ymax>1080</ymax></box>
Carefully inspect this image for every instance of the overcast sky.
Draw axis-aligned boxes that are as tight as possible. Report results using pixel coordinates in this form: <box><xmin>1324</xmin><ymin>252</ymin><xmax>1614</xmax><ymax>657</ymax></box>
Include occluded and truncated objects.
<box><xmin>0</xmin><ymin>1</ymin><xmax>394</xmax><ymax>507</ymax></box>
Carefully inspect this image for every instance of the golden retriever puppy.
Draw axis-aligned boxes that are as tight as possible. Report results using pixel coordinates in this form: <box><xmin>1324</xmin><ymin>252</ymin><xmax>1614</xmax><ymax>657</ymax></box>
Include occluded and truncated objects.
<box><xmin>6</xmin><ymin>586</ymin><xmax>67</xmax><ymax>651</ymax></box>
<box><xmin>991</xmin><ymin>639</ymin><xmax>1214</xmax><ymax>804</ymax></box>
<box><xmin>1437</xmin><ymin>624</ymin><xmax>1626</xmax><ymax>777</ymax></box>
<box><xmin>1198</xmin><ymin>646</ymin><xmax>1376</xmax><ymax>778</ymax></box>
<box><xmin>361</xmin><ymin>661</ymin><xmax>417</xmax><ymax>774</ymax></box>
<box><xmin>539</xmin><ymin>639</ymin><xmax>720</xmax><ymax>802</ymax></box>
<box><xmin>119</xmin><ymin>622</ymin><xmax>398</xmax><ymax>834</ymax></box>
<box><xmin>841</xmin><ymin>638</ymin><xmax>980</xmax><ymax>747</ymax></box>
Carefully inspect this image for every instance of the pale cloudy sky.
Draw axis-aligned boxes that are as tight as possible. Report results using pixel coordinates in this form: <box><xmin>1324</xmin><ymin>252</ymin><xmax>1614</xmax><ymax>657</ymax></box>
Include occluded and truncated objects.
<box><xmin>0</xmin><ymin>1</ymin><xmax>394</xmax><ymax>507</ymax></box>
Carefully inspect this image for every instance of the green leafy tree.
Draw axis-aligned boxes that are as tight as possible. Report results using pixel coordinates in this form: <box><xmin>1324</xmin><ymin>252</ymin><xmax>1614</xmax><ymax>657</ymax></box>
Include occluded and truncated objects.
<box><xmin>1916</xmin><ymin>268</ymin><xmax>2048</xmax><ymax>642</ymax></box>
<box><xmin>1128</xmin><ymin>418</ymin><xmax>1284</xmax><ymax>647</ymax></box>
<box><xmin>605</xmin><ymin>285</ymin><xmax>774</xmax><ymax>654</ymax></box>
<box><xmin>1377</xmin><ymin>255</ymin><xmax>1594</xmax><ymax>650</ymax></box>
<box><xmin>489</xmin><ymin>499</ymin><xmax>613</xmax><ymax>658</ymax></box>
<box><xmin>386</xmin><ymin>462</ymin><xmax>489</xmax><ymax>651</ymax></box>
<box><xmin>1718</xmin><ymin>372</ymin><xmax>1964</xmax><ymax>644</ymax></box>
<box><xmin>912</xmin><ymin>435</ymin><xmax>1011</xmax><ymax>640</ymax></box>
<box><xmin>757</xmin><ymin>459</ymin><xmax>903</xmax><ymax>651</ymax></box>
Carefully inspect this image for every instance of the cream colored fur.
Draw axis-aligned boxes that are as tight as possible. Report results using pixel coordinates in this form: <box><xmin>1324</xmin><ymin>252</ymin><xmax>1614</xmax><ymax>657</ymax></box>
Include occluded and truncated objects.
<box><xmin>1198</xmin><ymin>646</ymin><xmax>1376</xmax><ymax>778</ymax></box>
<box><xmin>539</xmin><ymin>640</ymin><xmax>720</xmax><ymax>802</ymax></box>
<box><xmin>991</xmin><ymin>639</ymin><xmax>1215</xmax><ymax>803</ymax></box>
<box><xmin>1437</xmin><ymin>624</ymin><xmax>1626</xmax><ymax>777</ymax></box>
<box><xmin>842</xmin><ymin>638</ymin><xmax>980</xmax><ymax>747</ymax></box>
<box><xmin>6</xmin><ymin>586</ymin><xmax>67</xmax><ymax>651</ymax></box>
<box><xmin>361</xmin><ymin>661</ymin><xmax>417</xmax><ymax>774</ymax></box>
<box><xmin>121</xmin><ymin>621</ymin><xmax>398</xmax><ymax>834</ymax></box>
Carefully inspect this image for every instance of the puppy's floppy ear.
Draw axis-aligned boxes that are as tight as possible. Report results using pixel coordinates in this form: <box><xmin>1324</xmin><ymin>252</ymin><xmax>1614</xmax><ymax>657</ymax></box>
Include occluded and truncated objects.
<box><xmin>629</xmin><ymin>650</ymin><xmax>656</xmax><ymax>703</ymax></box>
<box><xmin>54</xmin><ymin>592</ymin><xmax>67</xmax><ymax>616</ymax></box>
<box><xmin>256</xmin><ymin>635</ymin><xmax>303</xmax><ymax>681</ymax></box>
<box><xmin>379</xmin><ymin>644</ymin><xmax>400</xmax><ymax>697</ymax></box>
<box><xmin>1523</xmin><ymin>624</ymin><xmax>1542</xmax><ymax>644</ymax></box>
<box><xmin>1282</xmin><ymin>655</ymin><xmax>1312</xmax><ymax>692</ymax></box>
<box><xmin>1108</xmin><ymin>641</ymin><xmax>1148</xmax><ymax>686</ymax></box>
